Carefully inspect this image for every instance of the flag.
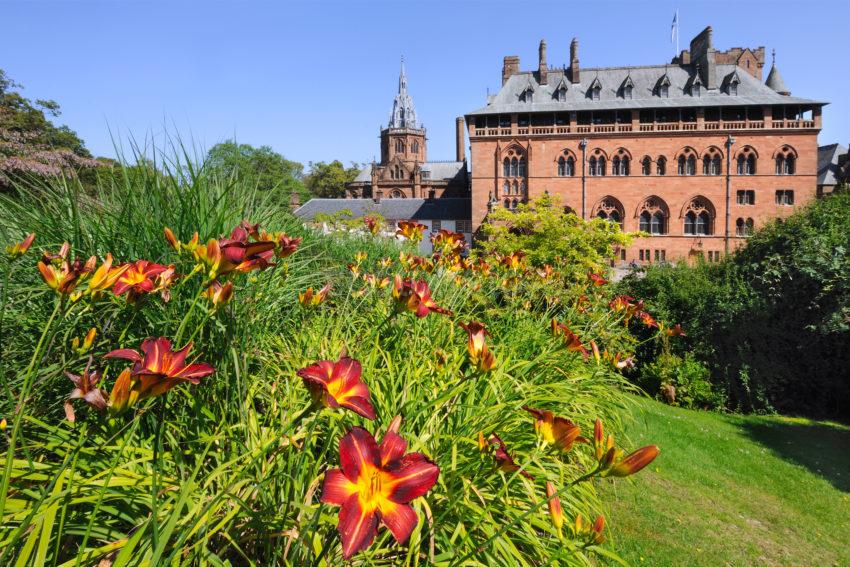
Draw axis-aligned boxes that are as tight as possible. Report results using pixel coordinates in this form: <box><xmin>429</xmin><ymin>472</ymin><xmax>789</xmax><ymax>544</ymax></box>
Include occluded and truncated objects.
<box><xmin>671</xmin><ymin>11</ymin><xmax>677</xmax><ymax>42</ymax></box>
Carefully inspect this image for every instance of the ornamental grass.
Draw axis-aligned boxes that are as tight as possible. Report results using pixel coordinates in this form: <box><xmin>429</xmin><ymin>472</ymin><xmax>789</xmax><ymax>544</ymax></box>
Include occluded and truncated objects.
<box><xmin>0</xmin><ymin>141</ymin><xmax>672</xmax><ymax>565</ymax></box>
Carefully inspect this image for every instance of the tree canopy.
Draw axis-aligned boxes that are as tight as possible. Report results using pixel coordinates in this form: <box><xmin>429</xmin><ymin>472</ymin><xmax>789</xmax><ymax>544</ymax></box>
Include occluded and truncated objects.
<box><xmin>0</xmin><ymin>69</ymin><xmax>99</xmax><ymax>187</ymax></box>
<box><xmin>205</xmin><ymin>141</ymin><xmax>307</xmax><ymax>201</ymax></box>
<box><xmin>304</xmin><ymin>160</ymin><xmax>361</xmax><ymax>198</ymax></box>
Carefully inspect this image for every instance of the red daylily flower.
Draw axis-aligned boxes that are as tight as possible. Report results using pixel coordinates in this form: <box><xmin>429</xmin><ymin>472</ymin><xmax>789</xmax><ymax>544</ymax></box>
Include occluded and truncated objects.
<box><xmin>665</xmin><ymin>323</ymin><xmax>686</xmax><ymax>337</ymax></box>
<box><xmin>550</xmin><ymin>319</ymin><xmax>590</xmax><ymax>359</ymax></box>
<box><xmin>63</xmin><ymin>368</ymin><xmax>107</xmax><ymax>421</ymax></box>
<box><xmin>5</xmin><ymin>233</ymin><xmax>35</xmax><ymax>259</ymax></box>
<box><xmin>296</xmin><ymin>356</ymin><xmax>375</xmax><ymax>420</ymax></box>
<box><xmin>321</xmin><ymin>426</ymin><xmax>440</xmax><ymax>559</ymax></box>
<box><xmin>396</xmin><ymin>220</ymin><xmax>427</xmax><ymax>243</ymax></box>
<box><xmin>363</xmin><ymin>216</ymin><xmax>381</xmax><ymax>235</ymax></box>
<box><xmin>523</xmin><ymin>407</ymin><xmax>583</xmax><ymax>452</ymax></box>
<box><xmin>588</xmin><ymin>271</ymin><xmax>608</xmax><ymax>286</ymax></box>
<box><xmin>83</xmin><ymin>254</ymin><xmax>129</xmax><ymax>298</ymax></box>
<box><xmin>392</xmin><ymin>276</ymin><xmax>453</xmax><ymax>318</ymax></box>
<box><xmin>485</xmin><ymin>433</ymin><xmax>533</xmax><ymax>479</ymax></box>
<box><xmin>638</xmin><ymin>310</ymin><xmax>659</xmax><ymax>328</ymax></box>
<box><xmin>37</xmin><ymin>243</ymin><xmax>94</xmax><ymax>296</ymax></box>
<box><xmin>104</xmin><ymin>337</ymin><xmax>214</xmax><ymax>406</ymax></box>
<box><xmin>112</xmin><ymin>260</ymin><xmax>171</xmax><ymax>299</ymax></box>
<box><xmin>218</xmin><ymin>225</ymin><xmax>276</xmax><ymax>274</ymax></box>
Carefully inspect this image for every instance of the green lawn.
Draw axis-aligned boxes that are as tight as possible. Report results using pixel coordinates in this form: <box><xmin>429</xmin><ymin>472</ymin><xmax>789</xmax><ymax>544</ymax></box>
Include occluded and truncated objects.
<box><xmin>602</xmin><ymin>396</ymin><xmax>850</xmax><ymax>566</ymax></box>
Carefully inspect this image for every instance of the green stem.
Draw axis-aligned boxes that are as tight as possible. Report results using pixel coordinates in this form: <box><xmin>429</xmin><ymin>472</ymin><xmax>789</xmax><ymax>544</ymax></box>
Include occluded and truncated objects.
<box><xmin>151</xmin><ymin>403</ymin><xmax>165</xmax><ymax>550</ymax></box>
<box><xmin>0</xmin><ymin>298</ymin><xmax>62</xmax><ymax>522</ymax></box>
<box><xmin>0</xmin><ymin>260</ymin><xmax>14</xmax><ymax>399</ymax></box>
<box><xmin>174</xmin><ymin>284</ymin><xmax>205</xmax><ymax>345</ymax></box>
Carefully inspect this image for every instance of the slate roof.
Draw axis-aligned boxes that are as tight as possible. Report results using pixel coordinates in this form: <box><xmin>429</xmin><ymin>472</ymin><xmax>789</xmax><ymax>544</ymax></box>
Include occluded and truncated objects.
<box><xmin>294</xmin><ymin>198</ymin><xmax>471</xmax><ymax>221</ymax></box>
<box><xmin>467</xmin><ymin>64</ymin><xmax>824</xmax><ymax>116</ymax></box>
<box><xmin>765</xmin><ymin>64</ymin><xmax>789</xmax><ymax>95</ymax></box>
<box><xmin>817</xmin><ymin>143</ymin><xmax>847</xmax><ymax>186</ymax></box>
<box><xmin>350</xmin><ymin>161</ymin><xmax>468</xmax><ymax>184</ymax></box>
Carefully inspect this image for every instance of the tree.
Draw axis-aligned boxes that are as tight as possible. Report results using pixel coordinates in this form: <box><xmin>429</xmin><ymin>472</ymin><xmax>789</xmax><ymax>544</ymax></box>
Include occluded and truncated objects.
<box><xmin>205</xmin><ymin>141</ymin><xmax>307</xmax><ymax>200</ymax></box>
<box><xmin>478</xmin><ymin>194</ymin><xmax>632</xmax><ymax>279</ymax></box>
<box><xmin>304</xmin><ymin>160</ymin><xmax>361</xmax><ymax>198</ymax></box>
<box><xmin>0</xmin><ymin>69</ymin><xmax>100</xmax><ymax>188</ymax></box>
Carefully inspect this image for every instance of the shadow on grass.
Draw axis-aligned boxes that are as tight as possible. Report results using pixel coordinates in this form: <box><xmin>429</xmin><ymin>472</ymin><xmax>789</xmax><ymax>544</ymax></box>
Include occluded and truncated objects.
<box><xmin>741</xmin><ymin>418</ymin><xmax>850</xmax><ymax>493</ymax></box>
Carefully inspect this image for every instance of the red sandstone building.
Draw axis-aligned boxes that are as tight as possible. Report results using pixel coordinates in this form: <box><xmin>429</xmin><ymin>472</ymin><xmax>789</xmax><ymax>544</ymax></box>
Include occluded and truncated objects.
<box><xmin>465</xmin><ymin>27</ymin><xmax>826</xmax><ymax>263</ymax></box>
<box><xmin>346</xmin><ymin>59</ymin><xmax>469</xmax><ymax>201</ymax></box>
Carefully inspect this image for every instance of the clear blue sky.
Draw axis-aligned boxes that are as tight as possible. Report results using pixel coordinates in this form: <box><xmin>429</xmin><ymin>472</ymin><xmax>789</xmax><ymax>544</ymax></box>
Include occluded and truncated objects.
<box><xmin>5</xmin><ymin>0</ymin><xmax>849</xmax><ymax>167</ymax></box>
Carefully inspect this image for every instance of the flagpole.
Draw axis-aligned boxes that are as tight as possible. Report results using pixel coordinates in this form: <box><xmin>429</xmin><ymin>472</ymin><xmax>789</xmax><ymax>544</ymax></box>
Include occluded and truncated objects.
<box><xmin>676</xmin><ymin>10</ymin><xmax>680</xmax><ymax>57</ymax></box>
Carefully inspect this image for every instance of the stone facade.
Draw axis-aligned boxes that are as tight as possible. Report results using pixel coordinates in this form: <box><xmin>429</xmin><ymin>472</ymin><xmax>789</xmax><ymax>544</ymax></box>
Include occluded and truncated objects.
<box><xmin>465</xmin><ymin>26</ymin><xmax>826</xmax><ymax>264</ymax></box>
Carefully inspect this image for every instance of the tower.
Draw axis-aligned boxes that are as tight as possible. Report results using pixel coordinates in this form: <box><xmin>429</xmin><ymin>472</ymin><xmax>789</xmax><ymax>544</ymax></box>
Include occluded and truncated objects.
<box><xmin>380</xmin><ymin>57</ymin><xmax>427</xmax><ymax>165</ymax></box>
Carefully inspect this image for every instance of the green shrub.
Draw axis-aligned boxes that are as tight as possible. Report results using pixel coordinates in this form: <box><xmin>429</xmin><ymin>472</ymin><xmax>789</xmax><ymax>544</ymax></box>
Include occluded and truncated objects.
<box><xmin>640</xmin><ymin>353</ymin><xmax>725</xmax><ymax>410</ymax></box>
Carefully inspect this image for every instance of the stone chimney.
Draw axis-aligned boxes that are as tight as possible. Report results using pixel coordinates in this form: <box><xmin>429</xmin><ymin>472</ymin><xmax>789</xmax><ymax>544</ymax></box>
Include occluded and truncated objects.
<box><xmin>502</xmin><ymin>55</ymin><xmax>520</xmax><ymax>86</ymax></box>
<box><xmin>455</xmin><ymin>116</ymin><xmax>466</xmax><ymax>162</ymax></box>
<box><xmin>690</xmin><ymin>26</ymin><xmax>717</xmax><ymax>89</ymax></box>
<box><xmin>569</xmin><ymin>37</ymin><xmax>580</xmax><ymax>84</ymax></box>
<box><xmin>288</xmin><ymin>192</ymin><xmax>300</xmax><ymax>210</ymax></box>
<box><xmin>538</xmin><ymin>39</ymin><xmax>548</xmax><ymax>85</ymax></box>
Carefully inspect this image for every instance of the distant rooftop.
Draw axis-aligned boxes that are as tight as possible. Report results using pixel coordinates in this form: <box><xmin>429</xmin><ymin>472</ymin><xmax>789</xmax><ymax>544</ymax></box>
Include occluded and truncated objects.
<box><xmin>294</xmin><ymin>198</ymin><xmax>471</xmax><ymax>221</ymax></box>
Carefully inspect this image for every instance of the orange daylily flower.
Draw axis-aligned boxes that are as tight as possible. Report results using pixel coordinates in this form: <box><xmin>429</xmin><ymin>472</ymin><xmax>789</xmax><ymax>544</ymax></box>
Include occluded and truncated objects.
<box><xmin>459</xmin><ymin>321</ymin><xmax>497</xmax><ymax>372</ymax></box>
<box><xmin>71</xmin><ymin>327</ymin><xmax>97</xmax><ymax>354</ymax></box>
<box><xmin>551</xmin><ymin>319</ymin><xmax>590</xmax><ymax>359</ymax></box>
<box><xmin>362</xmin><ymin>274</ymin><xmax>390</xmax><ymax>289</ymax></box>
<box><xmin>104</xmin><ymin>337</ymin><xmax>214</xmax><ymax>413</ymax></box>
<box><xmin>665</xmin><ymin>323</ymin><xmax>686</xmax><ymax>337</ymax></box>
<box><xmin>5</xmin><ymin>233</ymin><xmax>35</xmax><ymax>259</ymax></box>
<box><xmin>378</xmin><ymin>257</ymin><xmax>392</xmax><ymax>269</ymax></box>
<box><xmin>37</xmin><ymin>243</ymin><xmax>94</xmax><ymax>296</ymax></box>
<box><xmin>204</xmin><ymin>280</ymin><xmax>234</xmax><ymax>307</ymax></box>
<box><xmin>536</xmin><ymin>264</ymin><xmax>554</xmax><ymax>280</ymax></box>
<box><xmin>523</xmin><ymin>407</ymin><xmax>583</xmax><ymax>452</ymax></box>
<box><xmin>298</xmin><ymin>283</ymin><xmax>331</xmax><ymax>306</ymax></box>
<box><xmin>84</xmin><ymin>254</ymin><xmax>130</xmax><ymax>298</ymax></box>
<box><xmin>392</xmin><ymin>276</ymin><xmax>453</xmax><ymax>318</ymax></box>
<box><xmin>499</xmin><ymin>251</ymin><xmax>526</xmax><ymax>271</ymax></box>
<box><xmin>431</xmin><ymin>229</ymin><xmax>466</xmax><ymax>256</ymax></box>
<box><xmin>638</xmin><ymin>310</ymin><xmax>659</xmax><ymax>328</ymax></box>
<box><xmin>396</xmin><ymin>220</ymin><xmax>427</xmax><ymax>243</ymax></box>
<box><xmin>606</xmin><ymin>445</ymin><xmax>660</xmax><ymax>477</ymax></box>
<box><xmin>218</xmin><ymin>225</ymin><xmax>276</xmax><ymax>274</ymax></box>
<box><xmin>320</xmin><ymin>426</ymin><xmax>440</xmax><ymax>559</ymax></box>
<box><xmin>485</xmin><ymin>433</ymin><xmax>533</xmax><ymax>479</ymax></box>
<box><xmin>297</xmin><ymin>356</ymin><xmax>376</xmax><ymax>420</ymax></box>
<box><xmin>112</xmin><ymin>260</ymin><xmax>172</xmax><ymax>301</ymax></box>
<box><xmin>545</xmin><ymin>481</ymin><xmax>564</xmax><ymax>535</ymax></box>
<box><xmin>164</xmin><ymin>227</ymin><xmax>180</xmax><ymax>251</ymax></box>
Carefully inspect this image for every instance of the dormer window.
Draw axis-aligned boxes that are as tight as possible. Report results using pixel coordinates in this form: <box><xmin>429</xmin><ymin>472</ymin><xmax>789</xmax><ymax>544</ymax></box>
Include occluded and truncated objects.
<box><xmin>591</xmin><ymin>88</ymin><xmax>600</xmax><ymax>101</ymax></box>
<box><xmin>660</xmin><ymin>84</ymin><xmax>669</xmax><ymax>98</ymax></box>
<box><xmin>556</xmin><ymin>86</ymin><xmax>566</xmax><ymax>101</ymax></box>
<box><xmin>620</xmin><ymin>76</ymin><xmax>635</xmax><ymax>100</ymax></box>
<box><xmin>624</xmin><ymin>85</ymin><xmax>633</xmax><ymax>99</ymax></box>
<box><xmin>692</xmin><ymin>83</ymin><xmax>701</xmax><ymax>97</ymax></box>
<box><xmin>729</xmin><ymin>82</ymin><xmax>737</xmax><ymax>96</ymax></box>
<box><xmin>519</xmin><ymin>87</ymin><xmax>533</xmax><ymax>103</ymax></box>
<box><xmin>588</xmin><ymin>77</ymin><xmax>602</xmax><ymax>101</ymax></box>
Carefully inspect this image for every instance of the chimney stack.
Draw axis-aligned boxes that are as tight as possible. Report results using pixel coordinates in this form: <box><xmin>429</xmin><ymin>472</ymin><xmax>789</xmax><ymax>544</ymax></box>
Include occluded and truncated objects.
<box><xmin>570</xmin><ymin>37</ymin><xmax>580</xmax><ymax>84</ymax></box>
<box><xmin>289</xmin><ymin>192</ymin><xmax>301</xmax><ymax>210</ymax></box>
<box><xmin>502</xmin><ymin>55</ymin><xmax>520</xmax><ymax>86</ymax></box>
<box><xmin>455</xmin><ymin>117</ymin><xmax>466</xmax><ymax>162</ymax></box>
<box><xmin>538</xmin><ymin>39</ymin><xmax>548</xmax><ymax>85</ymax></box>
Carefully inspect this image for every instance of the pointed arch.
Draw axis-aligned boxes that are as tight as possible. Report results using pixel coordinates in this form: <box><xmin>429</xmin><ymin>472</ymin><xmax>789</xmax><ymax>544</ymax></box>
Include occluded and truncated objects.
<box><xmin>556</xmin><ymin>148</ymin><xmax>577</xmax><ymax>177</ymax></box>
<box><xmin>773</xmin><ymin>145</ymin><xmax>797</xmax><ymax>175</ymax></box>
<box><xmin>592</xmin><ymin>196</ymin><xmax>625</xmax><ymax>228</ymax></box>
<box><xmin>681</xmin><ymin>195</ymin><xmax>716</xmax><ymax>236</ymax></box>
<box><xmin>702</xmin><ymin>146</ymin><xmax>724</xmax><ymax>176</ymax></box>
<box><xmin>635</xmin><ymin>195</ymin><xmax>670</xmax><ymax>235</ymax></box>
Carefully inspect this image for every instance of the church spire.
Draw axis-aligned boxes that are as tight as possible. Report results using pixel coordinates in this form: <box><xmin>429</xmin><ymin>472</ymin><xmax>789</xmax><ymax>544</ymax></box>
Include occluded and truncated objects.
<box><xmin>765</xmin><ymin>48</ymin><xmax>790</xmax><ymax>96</ymax></box>
<box><xmin>388</xmin><ymin>56</ymin><xmax>419</xmax><ymax>129</ymax></box>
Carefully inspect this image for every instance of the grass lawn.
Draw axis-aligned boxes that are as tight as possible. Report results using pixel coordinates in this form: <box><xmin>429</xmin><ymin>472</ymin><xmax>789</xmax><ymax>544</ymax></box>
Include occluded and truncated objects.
<box><xmin>602</xmin><ymin>396</ymin><xmax>850</xmax><ymax>566</ymax></box>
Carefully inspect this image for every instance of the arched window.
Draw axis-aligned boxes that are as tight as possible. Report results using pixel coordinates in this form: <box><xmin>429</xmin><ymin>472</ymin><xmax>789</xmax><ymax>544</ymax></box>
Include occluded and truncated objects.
<box><xmin>518</xmin><ymin>158</ymin><xmax>526</xmax><ymax>177</ymax></box>
<box><xmin>641</xmin><ymin>156</ymin><xmax>652</xmax><ymax>176</ymax></box>
<box><xmin>593</xmin><ymin>196</ymin><xmax>625</xmax><ymax>229</ymax></box>
<box><xmin>395</xmin><ymin>140</ymin><xmax>405</xmax><ymax>154</ymax></box>
<box><xmin>519</xmin><ymin>179</ymin><xmax>526</xmax><ymax>195</ymax></box>
<box><xmin>611</xmin><ymin>149</ymin><xmax>630</xmax><ymax>176</ymax></box>
<box><xmin>557</xmin><ymin>151</ymin><xmax>575</xmax><ymax>176</ymax></box>
<box><xmin>512</xmin><ymin>181</ymin><xmax>519</xmax><ymax>195</ymax></box>
<box><xmin>412</xmin><ymin>141</ymin><xmax>419</xmax><ymax>154</ymax></box>
<box><xmin>682</xmin><ymin>196</ymin><xmax>715</xmax><ymax>236</ymax></box>
<box><xmin>503</xmin><ymin>158</ymin><xmax>510</xmax><ymax>177</ymax></box>
<box><xmin>390</xmin><ymin>189</ymin><xmax>404</xmax><ymax>198</ymax></box>
<box><xmin>702</xmin><ymin>147</ymin><xmax>723</xmax><ymax>176</ymax></box>
<box><xmin>558</xmin><ymin>156</ymin><xmax>566</xmax><ymax>176</ymax></box>
<box><xmin>774</xmin><ymin>146</ymin><xmax>797</xmax><ymax>175</ymax></box>
<box><xmin>637</xmin><ymin>196</ymin><xmax>668</xmax><ymax>235</ymax></box>
<box><xmin>504</xmin><ymin>198</ymin><xmax>510</xmax><ymax>209</ymax></box>
<box><xmin>502</xmin><ymin>147</ymin><xmax>525</xmax><ymax>179</ymax></box>
<box><xmin>656</xmin><ymin>156</ymin><xmax>666</xmax><ymax>175</ymax></box>
<box><xmin>502</xmin><ymin>180</ymin><xmax>509</xmax><ymax>197</ymax></box>
<box><xmin>677</xmin><ymin>148</ymin><xmax>697</xmax><ymax>176</ymax></box>
<box><xmin>735</xmin><ymin>217</ymin><xmax>755</xmax><ymax>237</ymax></box>
<box><xmin>737</xmin><ymin>147</ymin><xmax>757</xmax><ymax>175</ymax></box>
<box><xmin>589</xmin><ymin>157</ymin><xmax>597</xmax><ymax>176</ymax></box>
<box><xmin>510</xmin><ymin>157</ymin><xmax>518</xmax><ymax>177</ymax></box>
<box><xmin>511</xmin><ymin>199</ymin><xmax>518</xmax><ymax>209</ymax></box>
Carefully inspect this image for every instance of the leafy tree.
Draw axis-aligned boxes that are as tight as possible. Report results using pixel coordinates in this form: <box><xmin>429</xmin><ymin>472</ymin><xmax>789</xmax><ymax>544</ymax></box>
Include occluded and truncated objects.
<box><xmin>478</xmin><ymin>194</ymin><xmax>633</xmax><ymax>278</ymax></box>
<box><xmin>205</xmin><ymin>141</ymin><xmax>307</xmax><ymax>201</ymax></box>
<box><xmin>620</xmin><ymin>192</ymin><xmax>850</xmax><ymax>418</ymax></box>
<box><xmin>0</xmin><ymin>69</ymin><xmax>100</xmax><ymax>188</ymax></box>
<box><xmin>304</xmin><ymin>160</ymin><xmax>361</xmax><ymax>198</ymax></box>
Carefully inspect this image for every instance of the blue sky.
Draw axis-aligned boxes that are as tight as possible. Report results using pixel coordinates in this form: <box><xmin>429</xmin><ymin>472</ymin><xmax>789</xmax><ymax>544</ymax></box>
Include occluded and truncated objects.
<box><xmin>5</xmin><ymin>0</ymin><xmax>849</xmax><ymax>166</ymax></box>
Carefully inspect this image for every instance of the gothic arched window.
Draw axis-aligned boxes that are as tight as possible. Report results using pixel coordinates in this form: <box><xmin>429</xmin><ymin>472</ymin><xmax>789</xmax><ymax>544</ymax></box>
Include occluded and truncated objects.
<box><xmin>503</xmin><ymin>158</ymin><xmax>510</xmax><ymax>177</ymax></box>
<box><xmin>641</xmin><ymin>156</ymin><xmax>652</xmax><ymax>176</ymax></box>
<box><xmin>612</xmin><ymin>149</ymin><xmax>630</xmax><ymax>176</ymax></box>
<box><xmin>702</xmin><ymin>147</ymin><xmax>723</xmax><ymax>176</ymax></box>
<box><xmin>412</xmin><ymin>141</ymin><xmax>419</xmax><ymax>154</ymax></box>
<box><xmin>677</xmin><ymin>148</ymin><xmax>697</xmax><ymax>176</ymax></box>
<box><xmin>594</xmin><ymin>196</ymin><xmax>625</xmax><ymax>229</ymax></box>
<box><xmin>736</xmin><ymin>147</ymin><xmax>757</xmax><ymax>175</ymax></box>
<box><xmin>637</xmin><ymin>196</ymin><xmax>669</xmax><ymax>235</ymax></box>
<box><xmin>683</xmin><ymin>196</ymin><xmax>715</xmax><ymax>236</ymax></box>
<box><xmin>656</xmin><ymin>156</ymin><xmax>667</xmax><ymax>175</ymax></box>
<box><xmin>395</xmin><ymin>139</ymin><xmax>405</xmax><ymax>154</ymax></box>
<box><xmin>775</xmin><ymin>146</ymin><xmax>797</xmax><ymax>175</ymax></box>
<box><xmin>510</xmin><ymin>158</ymin><xmax>518</xmax><ymax>177</ymax></box>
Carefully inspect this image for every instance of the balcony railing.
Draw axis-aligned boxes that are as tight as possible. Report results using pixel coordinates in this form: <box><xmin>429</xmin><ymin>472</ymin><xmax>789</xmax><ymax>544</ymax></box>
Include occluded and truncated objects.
<box><xmin>471</xmin><ymin>119</ymin><xmax>817</xmax><ymax>138</ymax></box>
